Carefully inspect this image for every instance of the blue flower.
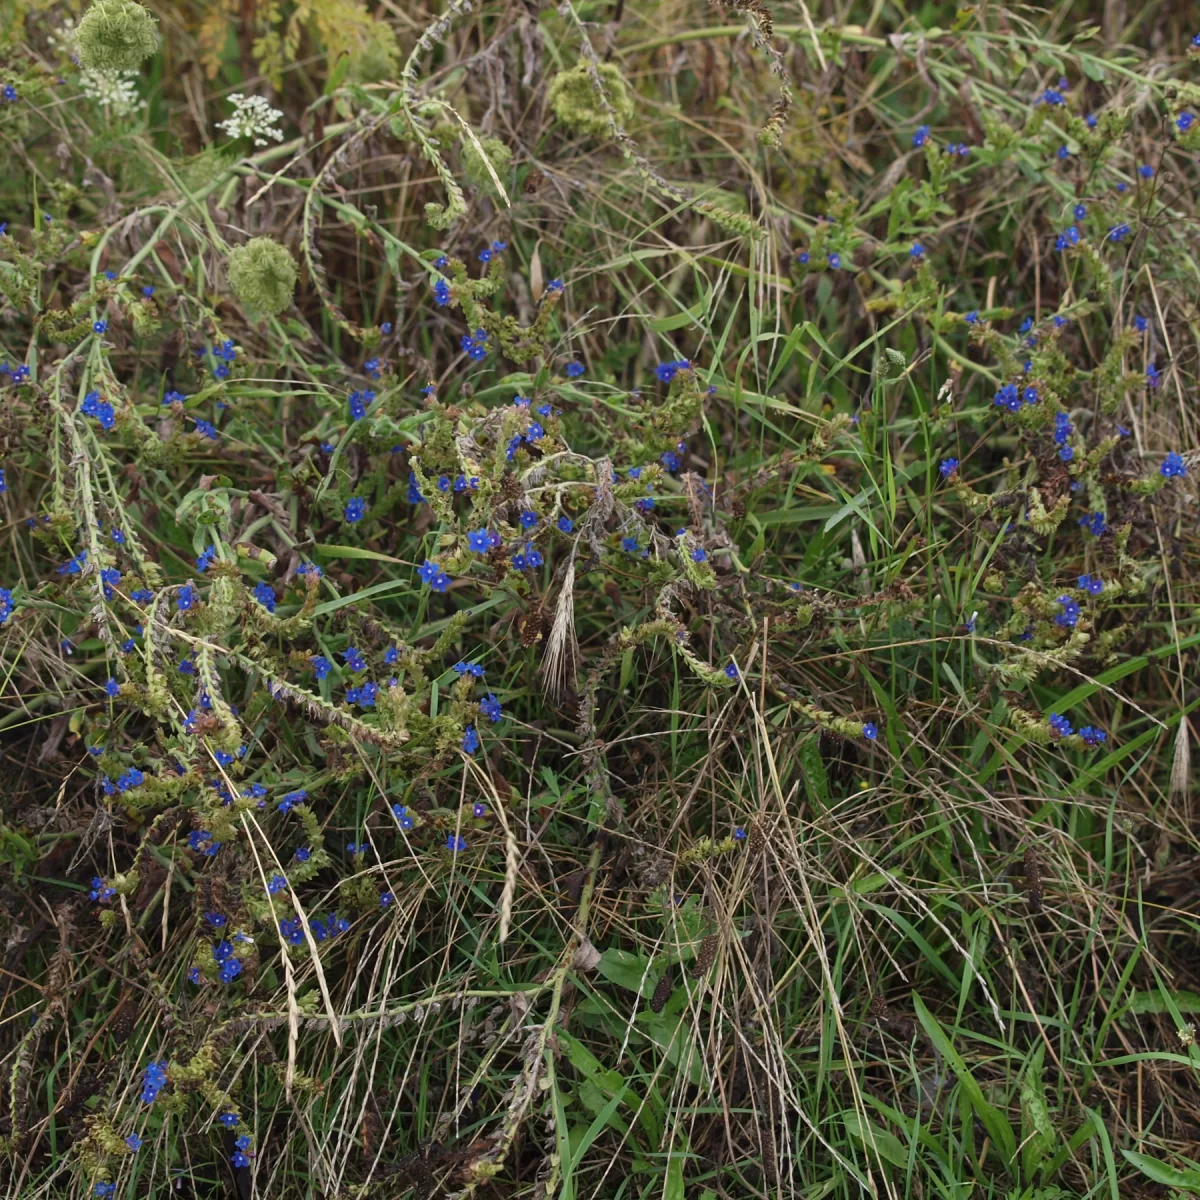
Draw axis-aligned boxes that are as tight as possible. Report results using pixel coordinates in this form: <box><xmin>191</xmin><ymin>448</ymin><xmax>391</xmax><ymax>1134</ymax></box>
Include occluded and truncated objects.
<box><xmin>94</xmin><ymin>1184</ymin><xmax>115</xmax><ymax>1197</ymax></box>
<box><xmin>1146</xmin><ymin>363</ymin><xmax>1160</xmax><ymax>388</ymax></box>
<box><xmin>219</xmin><ymin>957</ymin><xmax>242</xmax><ymax>984</ymax></box>
<box><xmin>964</xmin><ymin>310</ymin><xmax>978</xmax><ymax>324</ymax></box>
<box><xmin>909</xmin><ymin>242</ymin><xmax>925</xmax><ymax>259</ymax></box>
<box><xmin>433</xmin><ymin>279</ymin><xmax>451</xmax><ymax>306</ymax></box>
<box><xmin>1107</xmin><ymin>223</ymin><xmax>1131</xmax><ymax>242</ymax></box>
<box><xmin>1085</xmin><ymin>112</ymin><xmax>1098</xmax><ymax>128</ymax></box>
<box><xmin>656</xmin><ymin>361</ymin><xmax>679</xmax><ymax>383</ymax></box>
<box><xmin>462</xmin><ymin>726</ymin><xmax>479</xmax><ymax>754</ymax></box>
<box><xmin>384</xmin><ymin>645</ymin><xmax>400</xmax><ymax>665</ymax></box>
<box><xmin>557</xmin><ymin>516</ymin><xmax>574</xmax><ymax>534</ymax></box>
<box><xmin>1160</xmin><ymin>452</ymin><xmax>1187</xmax><ymax>478</ymax></box>
<box><xmin>478</xmin><ymin>247</ymin><xmax>494</xmax><ymax>262</ymax></box>
<box><xmin>796</xmin><ymin>250</ymin><xmax>810</xmax><ymax>264</ymax></box>
<box><xmin>1134</xmin><ymin>315</ymin><xmax>1148</xmax><ymax>333</ymax></box>
<box><xmin>467</xmin><ymin>529</ymin><xmax>491</xmax><ymax>553</ymax></box>
<box><xmin>621</xmin><ymin>536</ymin><xmax>640</xmax><ymax>553</ymax></box>
<box><xmin>1048</xmin><ymin>712</ymin><xmax>1073</xmax><ymax>738</ymax></box>
<box><xmin>311</xmin><ymin>654</ymin><xmax>332</xmax><ymax>678</ymax></box>
<box><xmin>141</xmin><ymin>1060</ymin><xmax>168</xmax><ymax>1104</ymax></box>
<box><xmin>479</xmin><ymin>693</ymin><xmax>503</xmax><ymax>723</ymax></box>
<box><xmin>565</xmin><ymin>361</ymin><xmax>585</xmax><ymax>378</ymax></box>
<box><xmin>912</xmin><ymin>124</ymin><xmax>930</xmax><ymax>147</ymax></box>
<box><xmin>278</xmin><ymin>789</ymin><xmax>308</xmax><ymax>814</ymax></box>
<box><xmin>93</xmin><ymin>319</ymin><xmax>108</xmax><ymax>334</ymax></box>
<box><xmin>827</xmin><ymin>252</ymin><xmax>841</xmax><ymax>269</ymax></box>
<box><xmin>1080</xmin><ymin>726</ymin><xmax>1107</xmax><ymax>747</ymax></box>
<box><xmin>279</xmin><ymin>918</ymin><xmax>304</xmax><ymax>945</ymax></box>
<box><xmin>1079</xmin><ymin>511</ymin><xmax>1107</xmax><ymax>537</ymax></box>
<box><xmin>253</xmin><ymin>581</ymin><xmax>276</xmax><ymax>611</ymax></box>
<box><xmin>345</xmin><ymin>497</ymin><xmax>366</xmax><ymax>523</ymax></box>
<box><xmin>1055</xmin><ymin>596</ymin><xmax>1080</xmax><ymax>628</ymax></box>
<box><xmin>294</xmin><ymin>846</ymin><xmax>312</xmax><ymax>862</ymax></box>
<box><xmin>104</xmin><ymin>678</ymin><xmax>120</xmax><ymax>698</ymax></box>
<box><xmin>1077</xmin><ymin>574</ymin><xmax>1103</xmax><ymax>595</ymax></box>
<box><xmin>218</xmin><ymin>1112</ymin><xmax>239</xmax><ymax>1129</ymax></box>
<box><xmin>267</xmin><ymin>873</ymin><xmax>288</xmax><ymax>894</ymax></box>
<box><xmin>691</xmin><ymin>547</ymin><xmax>707</xmax><ymax>563</ymax></box>
<box><xmin>343</xmin><ymin>646</ymin><xmax>367</xmax><ymax>672</ymax></box>
<box><xmin>417</xmin><ymin>559</ymin><xmax>441</xmax><ymax>585</ymax></box>
<box><xmin>192</xmin><ymin>418</ymin><xmax>220</xmax><ymax>440</ymax></box>
<box><xmin>724</xmin><ymin>662</ymin><xmax>739</xmax><ymax>680</ymax></box>
<box><xmin>125</xmin><ymin>1132</ymin><xmax>143</xmax><ymax>1151</ymax></box>
<box><xmin>862</xmin><ymin>722</ymin><xmax>879</xmax><ymax>740</ymax></box>
<box><xmin>1056</xmin><ymin>145</ymin><xmax>1070</xmax><ymax>160</ymax></box>
<box><xmin>446</xmin><ymin>833</ymin><xmax>468</xmax><ymax>852</ymax></box>
<box><xmin>1138</xmin><ymin>164</ymin><xmax>1154</xmax><ymax>178</ymax></box>
<box><xmin>1178</xmin><ymin>112</ymin><xmax>1195</xmax><ymax>132</ymax></box>
<box><xmin>1073</xmin><ymin>203</ymin><xmax>1087</xmax><ymax>220</ymax></box>
<box><xmin>454</xmin><ymin>661</ymin><xmax>485</xmax><ymax>677</ymax></box>
<box><xmin>1</xmin><ymin>84</ymin><xmax>17</xmax><ymax>103</ymax></box>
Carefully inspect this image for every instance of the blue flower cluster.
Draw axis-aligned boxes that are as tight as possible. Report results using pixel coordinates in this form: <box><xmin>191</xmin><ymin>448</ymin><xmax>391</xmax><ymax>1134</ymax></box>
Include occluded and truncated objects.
<box><xmin>1053</xmin><ymin>411</ymin><xmax>1074</xmax><ymax>461</ymax></box>
<box><xmin>81</xmin><ymin>389</ymin><xmax>116</xmax><ymax>430</ymax></box>
<box><xmin>199</xmin><ymin>339</ymin><xmax>239</xmax><ymax>379</ymax></box>
<box><xmin>348</xmin><ymin>388</ymin><xmax>375</xmax><ymax>420</ymax></box>
<box><xmin>141</xmin><ymin>1060</ymin><xmax>168</xmax><ymax>1104</ymax></box>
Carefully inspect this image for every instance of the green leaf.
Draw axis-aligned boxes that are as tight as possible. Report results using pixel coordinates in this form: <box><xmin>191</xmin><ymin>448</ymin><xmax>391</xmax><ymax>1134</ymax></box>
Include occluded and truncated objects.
<box><xmin>1128</xmin><ymin>988</ymin><xmax>1200</xmax><ymax>1015</ymax></box>
<box><xmin>912</xmin><ymin>993</ymin><xmax>1017</xmax><ymax>1165</ymax></box>
<box><xmin>798</xmin><ymin>735</ymin><xmax>829</xmax><ymax>807</ymax></box>
<box><xmin>1121</xmin><ymin>1149</ymin><xmax>1200</xmax><ymax>1190</ymax></box>
<box><xmin>314</xmin><ymin>543</ymin><xmax>408</xmax><ymax>564</ymax></box>
<box><xmin>1020</xmin><ymin>1047</ymin><xmax>1055</xmax><ymax>1180</ymax></box>
<box><xmin>664</xmin><ymin>1148</ymin><xmax>685</xmax><ymax>1200</ymax></box>
<box><xmin>596</xmin><ymin>948</ymin><xmax>653</xmax><ymax>996</ymax></box>
<box><xmin>842</xmin><ymin>1111</ymin><xmax>909</xmax><ymax>1169</ymax></box>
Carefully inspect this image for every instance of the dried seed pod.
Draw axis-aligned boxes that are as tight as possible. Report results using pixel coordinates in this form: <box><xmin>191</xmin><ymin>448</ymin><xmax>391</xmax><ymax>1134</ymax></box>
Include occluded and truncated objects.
<box><xmin>111</xmin><ymin>991</ymin><xmax>138</xmax><ymax>1043</ymax></box>
<box><xmin>650</xmin><ymin>970</ymin><xmax>673</xmax><ymax>1013</ymax></box>
<box><xmin>692</xmin><ymin>934</ymin><xmax>718</xmax><ymax>977</ymax></box>
<box><xmin>1023</xmin><ymin>846</ymin><xmax>1043</xmax><ymax>912</ymax></box>
<box><xmin>746</xmin><ymin>820</ymin><xmax>766</xmax><ymax>857</ymax></box>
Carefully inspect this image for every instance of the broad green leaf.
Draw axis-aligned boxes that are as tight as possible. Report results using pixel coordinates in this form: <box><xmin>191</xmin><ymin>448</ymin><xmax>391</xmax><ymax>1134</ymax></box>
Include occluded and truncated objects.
<box><xmin>842</xmin><ymin>1111</ymin><xmax>909</xmax><ymax>1169</ymax></box>
<box><xmin>1121</xmin><ymin>1148</ymin><xmax>1200</xmax><ymax>1191</ymax></box>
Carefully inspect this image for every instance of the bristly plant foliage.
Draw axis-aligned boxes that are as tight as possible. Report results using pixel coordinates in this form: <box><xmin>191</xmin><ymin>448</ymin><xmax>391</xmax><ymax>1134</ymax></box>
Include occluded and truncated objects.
<box><xmin>1</xmin><ymin>1</ymin><xmax>1199</xmax><ymax>1198</ymax></box>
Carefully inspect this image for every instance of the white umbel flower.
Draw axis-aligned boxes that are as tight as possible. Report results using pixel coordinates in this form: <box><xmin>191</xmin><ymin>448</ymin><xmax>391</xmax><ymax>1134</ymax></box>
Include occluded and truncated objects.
<box><xmin>81</xmin><ymin>68</ymin><xmax>146</xmax><ymax>116</ymax></box>
<box><xmin>216</xmin><ymin>93</ymin><xmax>284</xmax><ymax>147</ymax></box>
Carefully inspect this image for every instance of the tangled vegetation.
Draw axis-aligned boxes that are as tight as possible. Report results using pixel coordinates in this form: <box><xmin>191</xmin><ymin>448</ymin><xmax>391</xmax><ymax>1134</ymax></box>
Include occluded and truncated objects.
<box><xmin>1</xmin><ymin>0</ymin><xmax>1199</xmax><ymax>1198</ymax></box>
